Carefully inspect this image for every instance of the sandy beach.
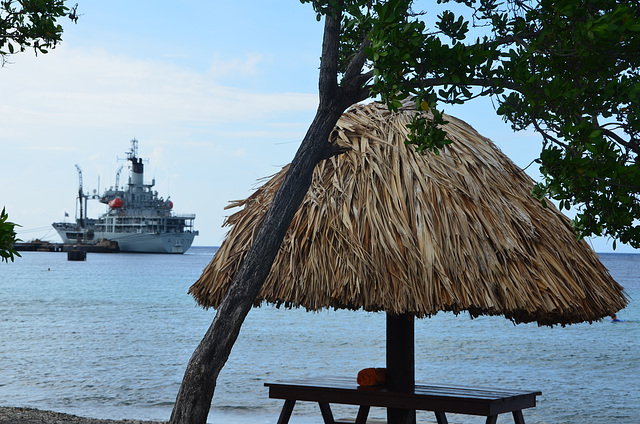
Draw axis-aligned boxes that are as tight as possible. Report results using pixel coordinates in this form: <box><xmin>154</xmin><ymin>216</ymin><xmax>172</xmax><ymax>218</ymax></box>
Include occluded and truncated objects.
<box><xmin>0</xmin><ymin>407</ymin><xmax>166</xmax><ymax>424</ymax></box>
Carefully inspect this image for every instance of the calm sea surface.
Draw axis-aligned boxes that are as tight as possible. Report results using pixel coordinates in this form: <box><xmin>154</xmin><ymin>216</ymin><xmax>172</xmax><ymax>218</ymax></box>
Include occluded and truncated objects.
<box><xmin>0</xmin><ymin>247</ymin><xmax>638</xmax><ymax>424</ymax></box>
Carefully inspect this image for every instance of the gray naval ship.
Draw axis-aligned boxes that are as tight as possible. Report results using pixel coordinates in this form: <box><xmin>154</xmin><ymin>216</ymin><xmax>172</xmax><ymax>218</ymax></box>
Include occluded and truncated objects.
<box><xmin>53</xmin><ymin>139</ymin><xmax>198</xmax><ymax>253</ymax></box>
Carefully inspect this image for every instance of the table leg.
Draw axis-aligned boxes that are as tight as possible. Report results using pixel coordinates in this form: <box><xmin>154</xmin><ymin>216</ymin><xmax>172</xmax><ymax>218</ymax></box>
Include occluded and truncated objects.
<box><xmin>388</xmin><ymin>408</ymin><xmax>416</xmax><ymax>424</ymax></box>
<box><xmin>319</xmin><ymin>402</ymin><xmax>336</xmax><ymax>424</ymax></box>
<box><xmin>513</xmin><ymin>410</ymin><xmax>526</xmax><ymax>424</ymax></box>
<box><xmin>485</xmin><ymin>415</ymin><xmax>498</xmax><ymax>424</ymax></box>
<box><xmin>434</xmin><ymin>411</ymin><xmax>448</xmax><ymax>424</ymax></box>
<box><xmin>355</xmin><ymin>405</ymin><xmax>370</xmax><ymax>424</ymax></box>
<box><xmin>406</xmin><ymin>410</ymin><xmax>417</xmax><ymax>424</ymax></box>
<box><xmin>277</xmin><ymin>399</ymin><xmax>296</xmax><ymax>424</ymax></box>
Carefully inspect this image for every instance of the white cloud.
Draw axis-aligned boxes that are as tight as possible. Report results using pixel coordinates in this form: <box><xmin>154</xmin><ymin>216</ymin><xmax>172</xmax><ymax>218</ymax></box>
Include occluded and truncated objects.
<box><xmin>232</xmin><ymin>148</ymin><xmax>247</xmax><ymax>157</ymax></box>
<box><xmin>207</xmin><ymin>51</ymin><xmax>265</xmax><ymax>79</ymax></box>
<box><xmin>21</xmin><ymin>144</ymin><xmax>76</xmax><ymax>152</ymax></box>
<box><xmin>0</xmin><ymin>46</ymin><xmax>317</xmax><ymax>137</ymax></box>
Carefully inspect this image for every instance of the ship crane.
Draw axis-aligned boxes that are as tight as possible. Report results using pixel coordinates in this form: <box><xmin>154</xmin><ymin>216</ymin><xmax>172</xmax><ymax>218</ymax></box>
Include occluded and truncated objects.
<box><xmin>75</xmin><ymin>164</ymin><xmax>101</xmax><ymax>228</ymax></box>
<box><xmin>115</xmin><ymin>165</ymin><xmax>123</xmax><ymax>190</ymax></box>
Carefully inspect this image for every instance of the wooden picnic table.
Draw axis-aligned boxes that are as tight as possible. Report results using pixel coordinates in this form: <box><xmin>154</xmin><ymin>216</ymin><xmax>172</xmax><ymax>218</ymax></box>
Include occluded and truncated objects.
<box><xmin>265</xmin><ymin>377</ymin><xmax>541</xmax><ymax>424</ymax></box>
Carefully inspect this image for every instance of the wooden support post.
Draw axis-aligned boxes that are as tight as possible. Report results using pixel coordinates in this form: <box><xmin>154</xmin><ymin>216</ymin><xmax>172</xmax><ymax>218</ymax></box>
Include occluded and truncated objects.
<box><xmin>387</xmin><ymin>313</ymin><xmax>416</xmax><ymax>424</ymax></box>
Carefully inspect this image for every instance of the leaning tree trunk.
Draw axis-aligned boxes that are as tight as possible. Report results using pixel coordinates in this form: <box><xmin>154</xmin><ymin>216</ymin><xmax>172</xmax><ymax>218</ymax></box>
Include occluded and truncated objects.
<box><xmin>169</xmin><ymin>10</ymin><xmax>372</xmax><ymax>424</ymax></box>
<box><xmin>169</xmin><ymin>103</ymin><xmax>345</xmax><ymax>424</ymax></box>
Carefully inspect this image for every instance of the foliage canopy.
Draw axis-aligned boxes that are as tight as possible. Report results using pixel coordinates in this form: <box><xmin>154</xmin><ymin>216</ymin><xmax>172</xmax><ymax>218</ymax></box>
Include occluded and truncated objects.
<box><xmin>0</xmin><ymin>0</ymin><xmax>77</xmax><ymax>66</ymax></box>
<box><xmin>304</xmin><ymin>0</ymin><xmax>640</xmax><ymax>247</ymax></box>
<box><xmin>0</xmin><ymin>208</ymin><xmax>21</xmax><ymax>263</ymax></box>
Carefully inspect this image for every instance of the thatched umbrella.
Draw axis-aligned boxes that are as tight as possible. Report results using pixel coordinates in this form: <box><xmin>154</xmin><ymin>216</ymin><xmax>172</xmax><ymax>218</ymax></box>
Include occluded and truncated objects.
<box><xmin>190</xmin><ymin>101</ymin><xmax>627</xmax><ymax>418</ymax></box>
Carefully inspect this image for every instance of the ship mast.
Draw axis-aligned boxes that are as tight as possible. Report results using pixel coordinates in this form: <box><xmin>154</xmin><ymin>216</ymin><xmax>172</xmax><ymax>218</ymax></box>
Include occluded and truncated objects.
<box><xmin>128</xmin><ymin>138</ymin><xmax>139</xmax><ymax>160</ymax></box>
<box><xmin>75</xmin><ymin>164</ymin><xmax>85</xmax><ymax>228</ymax></box>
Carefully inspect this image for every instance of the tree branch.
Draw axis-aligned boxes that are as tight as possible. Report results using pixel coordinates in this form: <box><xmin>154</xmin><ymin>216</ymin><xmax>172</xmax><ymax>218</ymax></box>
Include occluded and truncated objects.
<box><xmin>319</xmin><ymin>8</ymin><xmax>342</xmax><ymax>103</ymax></box>
<box><xmin>341</xmin><ymin>34</ymin><xmax>374</xmax><ymax>106</ymax></box>
<box><xmin>599</xmin><ymin>126</ymin><xmax>640</xmax><ymax>156</ymax></box>
<box><xmin>487</xmin><ymin>32</ymin><xmax>538</xmax><ymax>49</ymax></box>
<box><xmin>343</xmin><ymin>34</ymin><xmax>371</xmax><ymax>83</ymax></box>
<box><xmin>420</xmin><ymin>77</ymin><xmax>522</xmax><ymax>93</ymax></box>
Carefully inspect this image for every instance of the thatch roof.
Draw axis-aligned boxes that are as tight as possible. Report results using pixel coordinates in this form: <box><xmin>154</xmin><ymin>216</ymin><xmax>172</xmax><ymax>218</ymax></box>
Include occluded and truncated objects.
<box><xmin>191</xmin><ymin>101</ymin><xmax>628</xmax><ymax>326</ymax></box>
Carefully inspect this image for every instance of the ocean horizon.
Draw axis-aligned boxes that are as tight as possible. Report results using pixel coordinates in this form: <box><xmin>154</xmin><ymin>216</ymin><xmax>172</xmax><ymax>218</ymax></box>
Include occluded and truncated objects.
<box><xmin>1</xmin><ymin>247</ymin><xmax>638</xmax><ymax>423</ymax></box>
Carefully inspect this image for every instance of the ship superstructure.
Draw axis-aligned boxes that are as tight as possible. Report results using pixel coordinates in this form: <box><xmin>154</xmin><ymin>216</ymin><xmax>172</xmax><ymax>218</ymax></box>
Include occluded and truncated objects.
<box><xmin>53</xmin><ymin>139</ymin><xmax>198</xmax><ymax>253</ymax></box>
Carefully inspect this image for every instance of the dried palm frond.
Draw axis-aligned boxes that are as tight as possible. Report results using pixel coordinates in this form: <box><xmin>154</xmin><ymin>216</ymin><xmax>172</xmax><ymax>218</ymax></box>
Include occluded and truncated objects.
<box><xmin>190</xmin><ymin>102</ymin><xmax>627</xmax><ymax>326</ymax></box>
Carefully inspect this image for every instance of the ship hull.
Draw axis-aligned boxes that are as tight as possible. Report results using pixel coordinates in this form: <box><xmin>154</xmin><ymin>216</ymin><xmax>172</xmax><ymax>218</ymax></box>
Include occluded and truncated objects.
<box><xmin>99</xmin><ymin>231</ymin><xmax>196</xmax><ymax>254</ymax></box>
<box><xmin>52</xmin><ymin>222</ymin><xmax>95</xmax><ymax>245</ymax></box>
<box><xmin>52</xmin><ymin>222</ymin><xmax>197</xmax><ymax>254</ymax></box>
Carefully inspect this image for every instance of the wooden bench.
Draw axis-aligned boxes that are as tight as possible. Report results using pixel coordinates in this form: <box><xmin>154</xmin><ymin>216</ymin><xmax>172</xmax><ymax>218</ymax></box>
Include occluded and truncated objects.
<box><xmin>265</xmin><ymin>377</ymin><xmax>541</xmax><ymax>424</ymax></box>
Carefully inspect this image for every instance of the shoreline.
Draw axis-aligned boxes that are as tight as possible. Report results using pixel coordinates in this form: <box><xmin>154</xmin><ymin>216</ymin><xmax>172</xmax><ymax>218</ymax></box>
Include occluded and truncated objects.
<box><xmin>0</xmin><ymin>407</ymin><xmax>166</xmax><ymax>424</ymax></box>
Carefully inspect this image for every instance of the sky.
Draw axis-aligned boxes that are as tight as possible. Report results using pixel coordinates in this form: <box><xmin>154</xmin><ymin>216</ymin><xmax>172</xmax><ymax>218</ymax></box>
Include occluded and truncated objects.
<box><xmin>1</xmin><ymin>0</ymin><xmax>633</xmax><ymax>253</ymax></box>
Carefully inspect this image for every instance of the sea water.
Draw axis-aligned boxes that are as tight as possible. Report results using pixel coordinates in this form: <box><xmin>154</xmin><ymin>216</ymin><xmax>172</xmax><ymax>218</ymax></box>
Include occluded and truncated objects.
<box><xmin>0</xmin><ymin>247</ymin><xmax>638</xmax><ymax>424</ymax></box>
